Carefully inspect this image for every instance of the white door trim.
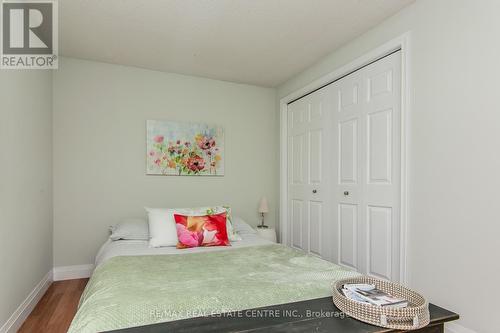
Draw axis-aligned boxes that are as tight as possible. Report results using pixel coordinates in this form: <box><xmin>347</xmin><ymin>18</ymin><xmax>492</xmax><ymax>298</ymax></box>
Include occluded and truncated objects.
<box><xmin>279</xmin><ymin>32</ymin><xmax>411</xmax><ymax>284</ymax></box>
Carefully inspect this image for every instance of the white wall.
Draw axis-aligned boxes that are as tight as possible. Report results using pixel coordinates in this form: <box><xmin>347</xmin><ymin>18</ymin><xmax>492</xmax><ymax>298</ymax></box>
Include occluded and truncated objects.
<box><xmin>53</xmin><ymin>58</ymin><xmax>278</xmax><ymax>266</ymax></box>
<box><xmin>0</xmin><ymin>71</ymin><xmax>53</xmax><ymax>327</ymax></box>
<box><xmin>278</xmin><ymin>1</ymin><xmax>499</xmax><ymax>332</ymax></box>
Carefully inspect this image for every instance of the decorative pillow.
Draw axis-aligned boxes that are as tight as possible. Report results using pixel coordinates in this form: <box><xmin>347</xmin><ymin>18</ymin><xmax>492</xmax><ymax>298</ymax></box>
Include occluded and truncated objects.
<box><xmin>145</xmin><ymin>207</ymin><xmax>185</xmax><ymax>247</ymax></box>
<box><xmin>109</xmin><ymin>218</ymin><xmax>149</xmax><ymax>241</ymax></box>
<box><xmin>174</xmin><ymin>212</ymin><xmax>230</xmax><ymax>249</ymax></box>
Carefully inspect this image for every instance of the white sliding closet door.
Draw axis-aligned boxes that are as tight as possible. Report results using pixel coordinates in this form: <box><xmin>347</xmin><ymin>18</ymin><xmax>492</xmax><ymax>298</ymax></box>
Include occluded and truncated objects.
<box><xmin>287</xmin><ymin>87</ymin><xmax>333</xmax><ymax>259</ymax></box>
<box><xmin>286</xmin><ymin>51</ymin><xmax>402</xmax><ymax>281</ymax></box>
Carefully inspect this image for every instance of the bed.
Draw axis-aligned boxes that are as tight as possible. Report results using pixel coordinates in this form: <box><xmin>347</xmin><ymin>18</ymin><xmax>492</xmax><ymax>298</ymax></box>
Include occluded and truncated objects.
<box><xmin>69</xmin><ymin>226</ymin><xmax>458</xmax><ymax>333</ymax></box>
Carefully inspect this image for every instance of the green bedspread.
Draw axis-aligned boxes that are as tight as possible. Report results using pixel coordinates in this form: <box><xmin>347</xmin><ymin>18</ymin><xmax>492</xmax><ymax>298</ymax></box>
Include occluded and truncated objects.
<box><xmin>68</xmin><ymin>244</ymin><xmax>358</xmax><ymax>333</ymax></box>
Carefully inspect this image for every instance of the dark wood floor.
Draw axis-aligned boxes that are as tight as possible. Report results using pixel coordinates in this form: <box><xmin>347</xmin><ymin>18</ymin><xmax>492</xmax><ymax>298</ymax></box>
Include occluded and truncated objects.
<box><xmin>18</xmin><ymin>278</ymin><xmax>88</xmax><ymax>333</ymax></box>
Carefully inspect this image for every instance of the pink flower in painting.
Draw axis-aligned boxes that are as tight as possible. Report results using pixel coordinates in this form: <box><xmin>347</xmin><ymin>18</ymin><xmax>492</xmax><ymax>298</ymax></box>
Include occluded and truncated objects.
<box><xmin>197</xmin><ymin>136</ymin><xmax>216</xmax><ymax>150</ymax></box>
<box><xmin>154</xmin><ymin>159</ymin><xmax>161</xmax><ymax>165</ymax></box>
<box><xmin>153</xmin><ymin>135</ymin><xmax>164</xmax><ymax>143</ymax></box>
<box><xmin>149</xmin><ymin>150</ymin><xmax>155</xmax><ymax>157</ymax></box>
<box><xmin>186</xmin><ymin>155</ymin><xmax>205</xmax><ymax>172</ymax></box>
<box><xmin>176</xmin><ymin>224</ymin><xmax>200</xmax><ymax>247</ymax></box>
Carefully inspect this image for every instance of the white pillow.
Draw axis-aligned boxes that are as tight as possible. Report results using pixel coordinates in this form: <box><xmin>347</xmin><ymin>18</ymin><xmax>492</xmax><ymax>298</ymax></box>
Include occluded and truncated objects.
<box><xmin>146</xmin><ymin>208</ymin><xmax>185</xmax><ymax>247</ymax></box>
<box><xmin>109</xmin><ymin>218</ymin><xmax>149</xmax><ymax>241</ymax></box>
<box><xmin>233</xmin><ymin>217</ymin><xmax>257</xmax><ymax>235</ymax></box>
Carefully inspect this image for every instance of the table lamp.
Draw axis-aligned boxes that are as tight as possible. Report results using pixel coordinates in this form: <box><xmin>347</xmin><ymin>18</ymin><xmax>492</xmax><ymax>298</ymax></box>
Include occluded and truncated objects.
<box><xmin>258</xmin><ymin>197</ymin><xmax>269</xmax><ymax>228</ymax></box>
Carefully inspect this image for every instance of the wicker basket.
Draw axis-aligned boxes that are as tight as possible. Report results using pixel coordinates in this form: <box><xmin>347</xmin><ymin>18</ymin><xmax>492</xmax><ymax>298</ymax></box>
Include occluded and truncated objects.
<box><xmin>332</xmin><ymin>276</ymin><xmax>430</xmax><ymax>330</ymax></box>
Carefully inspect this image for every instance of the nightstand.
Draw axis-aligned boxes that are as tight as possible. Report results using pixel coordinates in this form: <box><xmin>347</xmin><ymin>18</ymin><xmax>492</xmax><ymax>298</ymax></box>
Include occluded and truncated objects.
<box><xmin>255</xmin><ymin>227</ymin><xmax>277</xmax><ymax>243</ymax></box>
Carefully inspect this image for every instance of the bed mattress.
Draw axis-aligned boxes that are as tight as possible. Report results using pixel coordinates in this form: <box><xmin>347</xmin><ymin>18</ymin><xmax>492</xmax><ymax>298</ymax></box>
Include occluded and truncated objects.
<box><xmin>95</xmin><ymin>232</ymin><xmax>273</xmax><ymax>266</ymax></box>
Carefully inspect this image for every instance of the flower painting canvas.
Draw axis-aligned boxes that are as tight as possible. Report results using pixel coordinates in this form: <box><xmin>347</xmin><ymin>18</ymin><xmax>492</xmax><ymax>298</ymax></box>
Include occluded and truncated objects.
<box><xmin>146</xmin><ymin>120</ymin><xmax>224</xmax><ymax>176</ymax></box>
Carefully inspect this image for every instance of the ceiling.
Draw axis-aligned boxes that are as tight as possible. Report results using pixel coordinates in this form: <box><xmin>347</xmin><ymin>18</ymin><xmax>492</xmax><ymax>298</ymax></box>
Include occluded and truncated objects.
<box><xmin>60</xmin><ymin>0</ymin><xmax>414</xmax><ymax>87</ymax></box>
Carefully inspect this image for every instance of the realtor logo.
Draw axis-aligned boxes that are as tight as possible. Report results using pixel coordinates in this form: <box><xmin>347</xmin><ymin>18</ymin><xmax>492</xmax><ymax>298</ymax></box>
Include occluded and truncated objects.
<box><xmin>1</xmin><ymin>0</ymin><xmax>58</xmax><ymax>69</ymax></box>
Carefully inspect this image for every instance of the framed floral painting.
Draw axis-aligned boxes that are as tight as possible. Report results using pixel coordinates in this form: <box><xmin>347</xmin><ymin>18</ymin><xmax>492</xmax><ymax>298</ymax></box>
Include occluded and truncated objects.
<box><xmin>146</xmin><ymin>120</ymin><xmax>224</xmax><ymax>176</ymax></box>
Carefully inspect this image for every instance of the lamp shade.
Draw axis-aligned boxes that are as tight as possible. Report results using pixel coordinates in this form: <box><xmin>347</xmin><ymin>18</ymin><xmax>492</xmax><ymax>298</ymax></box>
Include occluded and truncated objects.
<box><xmin>258</xmin><ymin>197</ymin><xmax>269</xmax><ymax>213</ymax></box>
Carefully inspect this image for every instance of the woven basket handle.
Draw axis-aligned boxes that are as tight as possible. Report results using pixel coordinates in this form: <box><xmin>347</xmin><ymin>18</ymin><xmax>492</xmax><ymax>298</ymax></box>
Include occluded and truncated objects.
<box><xmin>380</xmin><ymin>314</ymin><xmax>419</xmax><ymax>329</ymax></box>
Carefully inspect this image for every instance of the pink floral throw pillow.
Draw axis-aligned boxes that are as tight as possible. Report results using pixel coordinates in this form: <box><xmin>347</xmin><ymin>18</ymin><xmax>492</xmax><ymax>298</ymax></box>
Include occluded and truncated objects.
<box><xmin>174</xmin><ymin>212</ymin><xmax>230</xmax><ymax>249</ymax></box>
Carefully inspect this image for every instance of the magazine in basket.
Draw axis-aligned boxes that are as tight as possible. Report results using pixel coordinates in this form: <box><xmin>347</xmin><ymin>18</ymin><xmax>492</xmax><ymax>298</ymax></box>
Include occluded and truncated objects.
<box><xmin>342</xmin><ymin>283</ymin><xmax>408</xmax><ymax>308</ymax></box>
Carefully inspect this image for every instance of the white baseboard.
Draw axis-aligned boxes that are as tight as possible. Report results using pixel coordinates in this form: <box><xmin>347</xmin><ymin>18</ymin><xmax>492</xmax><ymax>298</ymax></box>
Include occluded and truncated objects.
<box><xmin>0</xmin><ymin>265</ymin><xmax>94</xmax><ymax>332</ymax></box>
<box><xmin>446</xmin><ymin>322</ymin><xmax>477</xmax><ymax>333</ymax></box>
<box><xmin>53</xmin><ymin>264</ymin><xmax>94</xmax><ymax>281</ymax></box>
<box><xmin>0</xmin><ymin>270</ymin><xmax>53</xmax><ymax>333</ymax></box>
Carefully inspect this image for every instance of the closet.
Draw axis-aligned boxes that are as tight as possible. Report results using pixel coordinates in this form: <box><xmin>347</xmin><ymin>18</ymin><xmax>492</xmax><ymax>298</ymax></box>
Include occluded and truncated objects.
<box><xmin>286</xmin><ymin>51</ymin><xmax>402</xmax><ymax>281</ymax></box>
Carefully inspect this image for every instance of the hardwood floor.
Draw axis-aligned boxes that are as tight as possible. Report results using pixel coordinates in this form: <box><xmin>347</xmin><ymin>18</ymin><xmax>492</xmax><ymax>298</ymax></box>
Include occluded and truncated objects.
<box><xmin>18</xmin><ymin>278</ymin><xmax>88</xmax><ymax>333</ymax></box>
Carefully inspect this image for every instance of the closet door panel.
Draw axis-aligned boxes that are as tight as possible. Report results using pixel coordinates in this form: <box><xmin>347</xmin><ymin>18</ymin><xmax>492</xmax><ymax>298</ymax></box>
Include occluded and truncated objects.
<box><xmin>339</xmin><ymin>119</ymin><xmax>358</xmax><ymax>184</ymax></box>
<box><xmin>362</xmin><ymin>52</ymin><xmax>401</xmax><ymax>281</ymax></box>
<box><xmin>367</xmin><ymin>206</ymin><xmax>392</xmax><ymax>280</ymax></box>
<box><xmin>309</xmin><ymin>201</ymin><xmax>322</xmax><ymax>256</ymax></box>
<box><xmin>367</xmin><ymin>109</ymin><xmax>392</xmax><ymax>184</ymax></box>
<box><xmin>287</xmin><ymin>88</ymin><xmax>331</xmax><ymax>259</ymax></box>
<box><xmin>332</xmin><ymin>52</ymin><xmax>402</xmax><ymax>281</ymax></box>
<box><xmin>309</xmin><ymin>129</ymin><xmax>323</xmax><ymax>184</ymax></box>
<box><xmin>291</xmin><ymin>199</ymin><xmax>304</xmax><ymax>250</ymax></box>
<box><xmin>339</xmin><ymin>203</ymin><xmax>358</xmax><ymax>269</ymax></box>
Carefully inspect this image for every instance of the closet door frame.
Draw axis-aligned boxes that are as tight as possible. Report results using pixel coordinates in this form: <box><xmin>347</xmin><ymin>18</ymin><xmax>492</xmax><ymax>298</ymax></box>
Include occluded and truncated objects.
<box><xmin>279</xmin><ymin>33</ymin><xmax>411</xmax><ymax>284</ymax></box>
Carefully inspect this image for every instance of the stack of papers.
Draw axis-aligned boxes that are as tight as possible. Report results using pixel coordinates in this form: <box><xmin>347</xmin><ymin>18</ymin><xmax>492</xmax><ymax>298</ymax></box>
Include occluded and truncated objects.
<box><xmin>341</xmin><ymin>283</ymin><xmax>408</xmax><ymax>308</ymax></box>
